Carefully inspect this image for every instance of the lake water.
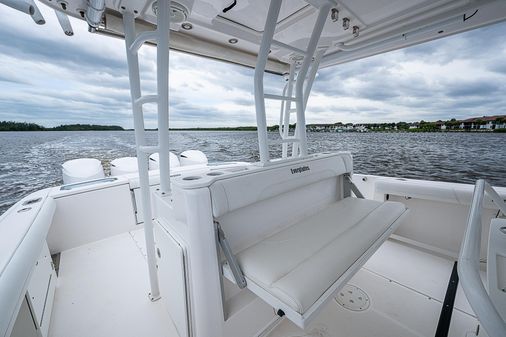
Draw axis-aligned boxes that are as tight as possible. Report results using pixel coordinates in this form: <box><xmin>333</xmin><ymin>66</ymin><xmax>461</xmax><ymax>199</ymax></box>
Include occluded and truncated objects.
<box><xmin>1</xmin><ymin>131</ymin><xmax>505</xmax><ymax>215</ymax></box>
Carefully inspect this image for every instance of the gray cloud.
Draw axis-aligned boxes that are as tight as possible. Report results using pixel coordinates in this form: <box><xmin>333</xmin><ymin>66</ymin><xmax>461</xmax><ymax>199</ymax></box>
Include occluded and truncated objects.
<box><xmin>0</xmin><ymin>4</ymin><xmax>506</xmax><ymax>128</ymax></box>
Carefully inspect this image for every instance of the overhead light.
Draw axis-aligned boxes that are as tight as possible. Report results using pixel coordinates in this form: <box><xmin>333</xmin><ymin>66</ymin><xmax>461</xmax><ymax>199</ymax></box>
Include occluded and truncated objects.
<box><xmin>228</xmin><ymin>38</ymin><xmax>238</xmax><ymax>44</ymax></box>
<box><xmin>181</xmin><ymin>22</ymin><xmax>192</xmax><ymax>30</ymax></box>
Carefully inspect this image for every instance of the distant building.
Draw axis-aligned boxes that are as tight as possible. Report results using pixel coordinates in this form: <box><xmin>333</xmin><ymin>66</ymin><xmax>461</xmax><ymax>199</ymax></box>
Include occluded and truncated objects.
<box><xmin>459</xmin><ymin>115</ymin><xmax>506</xmax><ymax>130</ymax></box>
<box><xmin>435</xmin><ymin>121</ymin><xmax>444</xmax><ymax>130</ymax></box>
<box><xmin>355</xmin><ymin>125</ymin><xmax>368</xmax><ymax>132</ymax></box>
<box><xmin>304</xmin><ymin>115</ymin><xmax>505</xmax><ymax>133</ymax></box>
<box><xmin>306</xmin><ymin>124</ymin><xmax>336</xmax><ymax>132</ymax></box>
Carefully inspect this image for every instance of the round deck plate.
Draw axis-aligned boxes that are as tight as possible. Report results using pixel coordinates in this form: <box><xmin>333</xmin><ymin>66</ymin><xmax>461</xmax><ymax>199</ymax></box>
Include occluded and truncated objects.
<box><xmin>334</xmin><ymin>284</ymin><xmax>370</xmax><ymax>311</ymax></box>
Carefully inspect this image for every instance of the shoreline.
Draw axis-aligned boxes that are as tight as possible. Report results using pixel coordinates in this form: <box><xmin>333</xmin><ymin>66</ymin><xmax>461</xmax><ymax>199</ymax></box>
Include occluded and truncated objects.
<box><xmin>1</xmin><ymin>129</ymin><xmax>505</xmax><ymax>133</ymax></box>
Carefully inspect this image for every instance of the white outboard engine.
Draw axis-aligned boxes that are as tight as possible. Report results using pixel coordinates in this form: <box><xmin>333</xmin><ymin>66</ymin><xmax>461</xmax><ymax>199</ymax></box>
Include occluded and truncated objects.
<box><xmin>110</xmin><ymin>157</ymin><xmax>138</xmax><ymax>176</ymax></box>
<box><xmin>179</xmin><ymin>150</ymin><xmax>208</xmax><ymax>166</ymax></box>
<box><xmin>149</xmin><ymin>152</ymin><xmax>180</xmax><ymax>170</ymax></box>
<box><xmin>62</xmin><ymin>158</ymin><xmax>105</xmax><ymax>184</ymax></box>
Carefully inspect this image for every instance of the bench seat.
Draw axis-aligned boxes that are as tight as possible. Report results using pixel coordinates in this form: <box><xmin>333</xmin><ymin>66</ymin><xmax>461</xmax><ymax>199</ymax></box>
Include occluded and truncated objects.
<box><xmin>225</xmin><ymin>197</ymin><xmax>407</xmax><ymax>328</ymax></box>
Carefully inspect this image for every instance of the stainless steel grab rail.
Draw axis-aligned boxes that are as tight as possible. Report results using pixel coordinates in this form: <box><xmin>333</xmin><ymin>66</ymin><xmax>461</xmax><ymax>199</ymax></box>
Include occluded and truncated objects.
<box><xmin>458</xmin><ymin>179</ymin><xmax>506</xmax><ymax>337</ymax></box>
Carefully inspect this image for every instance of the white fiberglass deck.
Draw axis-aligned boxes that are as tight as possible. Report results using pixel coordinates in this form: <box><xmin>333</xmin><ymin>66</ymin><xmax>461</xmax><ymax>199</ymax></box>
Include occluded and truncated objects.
<box><xmin>268</xmin><ymin>240</ymin><xmax>483</xmax><ymax>337</ymax></box>
<box><xmin>48</xmin><ymin>229</ymin><xmax>483</xmax><ymax>337</ymax></box>
<box><xmin>48</xmin><ymin>230</ymin><xmax>177</xmax><ymax>337</ymax></box>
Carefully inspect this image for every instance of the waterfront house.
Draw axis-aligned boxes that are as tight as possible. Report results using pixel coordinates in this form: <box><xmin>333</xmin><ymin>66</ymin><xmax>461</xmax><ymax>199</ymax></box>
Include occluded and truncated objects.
<box><xmin>459</xmin><ymin>115</ymin><xmax>506</xmax><ymax>130</ymax></box>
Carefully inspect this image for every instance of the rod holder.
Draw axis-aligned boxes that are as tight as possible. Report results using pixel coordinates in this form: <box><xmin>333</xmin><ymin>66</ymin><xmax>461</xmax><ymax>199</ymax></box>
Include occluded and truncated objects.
<box><xmin>28</xmin><ymin>0</ymin><xmax>45</xmax><ymax>25</ymax></box>
<box><xmin>55</xmin><ymin>10</ymin><xmax>73</xmax><ymax>36</ymax></box>
<box><xmin>0</xmin><ymin>0</ymin><xmax>34</xmax><ymax>15</ymax></box>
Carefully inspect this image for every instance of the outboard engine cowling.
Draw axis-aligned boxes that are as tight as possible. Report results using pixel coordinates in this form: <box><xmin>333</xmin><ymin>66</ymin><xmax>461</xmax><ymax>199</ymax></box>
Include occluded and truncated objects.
<box><xmin>62</xmin><ymin>158</ymin><xmax>105</xmax><ymax>184</ymax></box>
<box><xmin>179</xmin><ymin>150</ymin><xmax>208</xmax><ymax>166</ymax></box>
<box><xmin>149</xmin><ymin>152</ymin><xmax>180</xmax><ymax>170</ymax></box>
<box><xmin>110</xmin><ymin>157</ymin><xmax>138</xmax><ymax>176</ymax></box>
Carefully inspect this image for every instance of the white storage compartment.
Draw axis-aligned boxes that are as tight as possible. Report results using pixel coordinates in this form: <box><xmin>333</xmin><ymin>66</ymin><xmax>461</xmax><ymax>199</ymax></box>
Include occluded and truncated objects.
<box><xmin>155</xmin><ymin>221</ymin><xmax>190</xmax><ymax>337</ymax></box>
<box><xmin>488</xmin><ymin>218</ymin><xmax>506</xmax><ymax>321</ymax></box>
<box><xmin>10</xmin><ymin>297</ymin><xmax>38</xmax><ymax>337</ymax></box>
<box><xmin>18</xmin><ymin>242</ymin><xmax>57</xmax><ymax>337</ymax></box>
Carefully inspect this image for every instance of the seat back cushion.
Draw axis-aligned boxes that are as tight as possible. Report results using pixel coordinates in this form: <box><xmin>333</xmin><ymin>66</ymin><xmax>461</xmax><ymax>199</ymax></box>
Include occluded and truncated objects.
<box><xmin>210</xmin><ymin>153</ymin><xmax>352</xmax><ymax>252</ymax></box>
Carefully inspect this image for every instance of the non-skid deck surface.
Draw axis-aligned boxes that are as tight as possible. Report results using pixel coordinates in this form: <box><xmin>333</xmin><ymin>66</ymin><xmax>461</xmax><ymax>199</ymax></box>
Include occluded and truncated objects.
<box><xmin>49</xmin><ymin>230</ymin><xmax>177</xmax><ymax>337</ymax></box>
<box><xmin>49</xmin><ymin>230</ymin><xmax>484</xmax><ymax>337</ymax></box>
<box><xmin>268</xmin><ymin>239</ymin><xmax>484</xmax><ymax>337</ymax></box>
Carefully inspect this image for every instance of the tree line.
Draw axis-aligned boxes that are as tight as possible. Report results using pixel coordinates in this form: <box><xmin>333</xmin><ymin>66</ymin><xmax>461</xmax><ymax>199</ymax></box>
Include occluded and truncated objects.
<box><xmin>0</xmin><ymin>121</ymin><xmax>124</xmax><ymax>131</ymax></box>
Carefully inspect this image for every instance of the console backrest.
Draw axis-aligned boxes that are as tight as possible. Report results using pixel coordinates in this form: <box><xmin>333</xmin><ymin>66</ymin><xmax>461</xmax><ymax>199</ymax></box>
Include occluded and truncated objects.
<box><xmin>209</xmin><ymin>153</ymin><xmax>352</xmax><ymax>253</ymax></box>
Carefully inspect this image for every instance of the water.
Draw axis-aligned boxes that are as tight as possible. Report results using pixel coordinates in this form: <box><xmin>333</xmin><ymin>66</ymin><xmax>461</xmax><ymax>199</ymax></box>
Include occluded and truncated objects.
<box><xmin>1</xmin><ymin>131</ymin><xmax>505</xmax><ymax>215</ymax></box>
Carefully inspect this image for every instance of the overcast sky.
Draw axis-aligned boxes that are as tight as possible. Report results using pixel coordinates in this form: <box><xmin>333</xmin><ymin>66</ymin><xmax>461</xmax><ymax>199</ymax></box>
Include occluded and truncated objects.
<box><xmin>0</xmin><ymin>4</ymin><xmax>505</xmax><ymax>128</ymax></box>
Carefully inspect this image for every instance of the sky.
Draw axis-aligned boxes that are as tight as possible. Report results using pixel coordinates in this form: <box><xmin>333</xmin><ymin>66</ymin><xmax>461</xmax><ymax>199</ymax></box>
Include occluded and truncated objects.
<box><xmin>0</xmin><ymin>4</ymin><xmax>505</xmax><ymax>128</ymax></box>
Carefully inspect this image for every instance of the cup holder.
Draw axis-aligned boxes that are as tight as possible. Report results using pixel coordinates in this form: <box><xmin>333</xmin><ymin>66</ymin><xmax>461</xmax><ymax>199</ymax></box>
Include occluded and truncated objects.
<box><xmin>183</xmin><ymin>176</ymin><xmax>202</xmax><ymax>181</ymax></box>
<box><xmin>207</xmin><ymin>171</ymin><xmax>224</xmax><ymax>176</ymax></box>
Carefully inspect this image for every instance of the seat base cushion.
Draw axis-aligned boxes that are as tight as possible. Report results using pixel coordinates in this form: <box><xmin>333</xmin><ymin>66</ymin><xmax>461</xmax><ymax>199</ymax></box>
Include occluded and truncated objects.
<box><xmin>235</xmin><ymin>197</ymin><xmax>407</xmax><ymax>315</ymax></box>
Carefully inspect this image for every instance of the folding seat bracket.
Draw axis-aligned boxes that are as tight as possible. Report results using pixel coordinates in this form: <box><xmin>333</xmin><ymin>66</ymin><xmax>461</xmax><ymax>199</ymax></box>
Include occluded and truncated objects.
<box><xmin>215</xmin><ymin>221</ymin><xmax>247</xmax><ymax>289</ymax></box>
<box><xmin>344</xmin><ymin>174</ymin><xmax>365</xmax><ymax>199</ymax></box>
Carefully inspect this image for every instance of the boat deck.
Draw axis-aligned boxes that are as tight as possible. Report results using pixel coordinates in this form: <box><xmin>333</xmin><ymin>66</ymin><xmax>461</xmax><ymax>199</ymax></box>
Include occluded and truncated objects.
<box><xmin>48</xmin><ymin>230</ymin><xmax>177</xmax><ymax>337</ymax></box>
<box><xmin>48</xmin><ymin>229</ymin><xmax>483</xmax><ymax>337</ymax></box>
<box><xmin>269</xmin><ymin>240</ymin><xmax>483</xmax><ymax>337</ymax></box>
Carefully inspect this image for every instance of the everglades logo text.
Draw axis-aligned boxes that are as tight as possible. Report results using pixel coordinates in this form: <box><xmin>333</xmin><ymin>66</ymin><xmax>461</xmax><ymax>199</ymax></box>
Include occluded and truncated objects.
<box><xmin>290</xmin><ymin>166</ymin><xmax>310</xmax><ymax>174</ymax></box>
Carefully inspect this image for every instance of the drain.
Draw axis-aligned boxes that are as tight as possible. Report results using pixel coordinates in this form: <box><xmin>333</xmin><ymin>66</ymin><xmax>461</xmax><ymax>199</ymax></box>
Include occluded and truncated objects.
<box><xmin>334</xmin><ymin>284</ymin><xmax>370</xmax><ymax>311</ymax></box>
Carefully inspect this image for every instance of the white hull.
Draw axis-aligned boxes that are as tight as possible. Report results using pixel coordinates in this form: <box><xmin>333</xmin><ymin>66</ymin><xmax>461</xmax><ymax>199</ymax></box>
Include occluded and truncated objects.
<box><xmin>2</xmin><ymin>1</ymin><xmax>506</xmax><ymax>335</ymax></box>
<box><xmin>2</xmin><ymin>156</ymin><xmax>504</xmax><ymax>337</ymax></box>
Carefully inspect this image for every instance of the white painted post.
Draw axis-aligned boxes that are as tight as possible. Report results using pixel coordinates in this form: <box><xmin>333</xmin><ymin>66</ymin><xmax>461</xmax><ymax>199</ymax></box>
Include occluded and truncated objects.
<box><xmin>254</xmin><ymin>0</ymin><xmax>282</xmax><ymax>164</ymax></box>
<box><xmin>294</xmin><ymin>2</ymin><xmax>331</xmax><ymax>157</ymax></box>
<box><xmin>282</xmin><ymin>62</ymin><xmax>296</xmax><ymax>158</ymax></box>
<box><xmin>303</xmin><ymin>49</ymin><xmax>325</xmax><ymax>110</ymax></box>
<box><xmin>157</xmin><ymin>0</ymin><xmax>171</xmax><ymax>195</ymax></box>
<box><xmin>122</xmin><ymin>12</ymin><xmax>160</xmax><ymax>301</ymax></box>
<box><xmin>185</xmin><ymin>188</ymin><xmax>225</xmax><ymax>337</ymax></box>
<box><xmin>458</xmin><ymin>180</ymin><xmax>506</xmax><ymax>337</ymax></box>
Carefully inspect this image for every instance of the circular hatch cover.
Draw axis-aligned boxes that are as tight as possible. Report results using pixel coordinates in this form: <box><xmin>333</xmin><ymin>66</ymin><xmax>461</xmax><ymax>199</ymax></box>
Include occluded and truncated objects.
<box><xmin>334</xmin><ymin>284</ymin><xmax>370</xmax><ymax>311</ymax></box>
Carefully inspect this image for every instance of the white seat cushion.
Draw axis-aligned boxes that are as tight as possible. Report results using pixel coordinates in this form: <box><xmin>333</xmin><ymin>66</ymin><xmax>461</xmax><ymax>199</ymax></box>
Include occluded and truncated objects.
<box><xmin>236</xmin><ymin>197</ymin><xmax>406</xmax><ymax>314</ymax></box>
